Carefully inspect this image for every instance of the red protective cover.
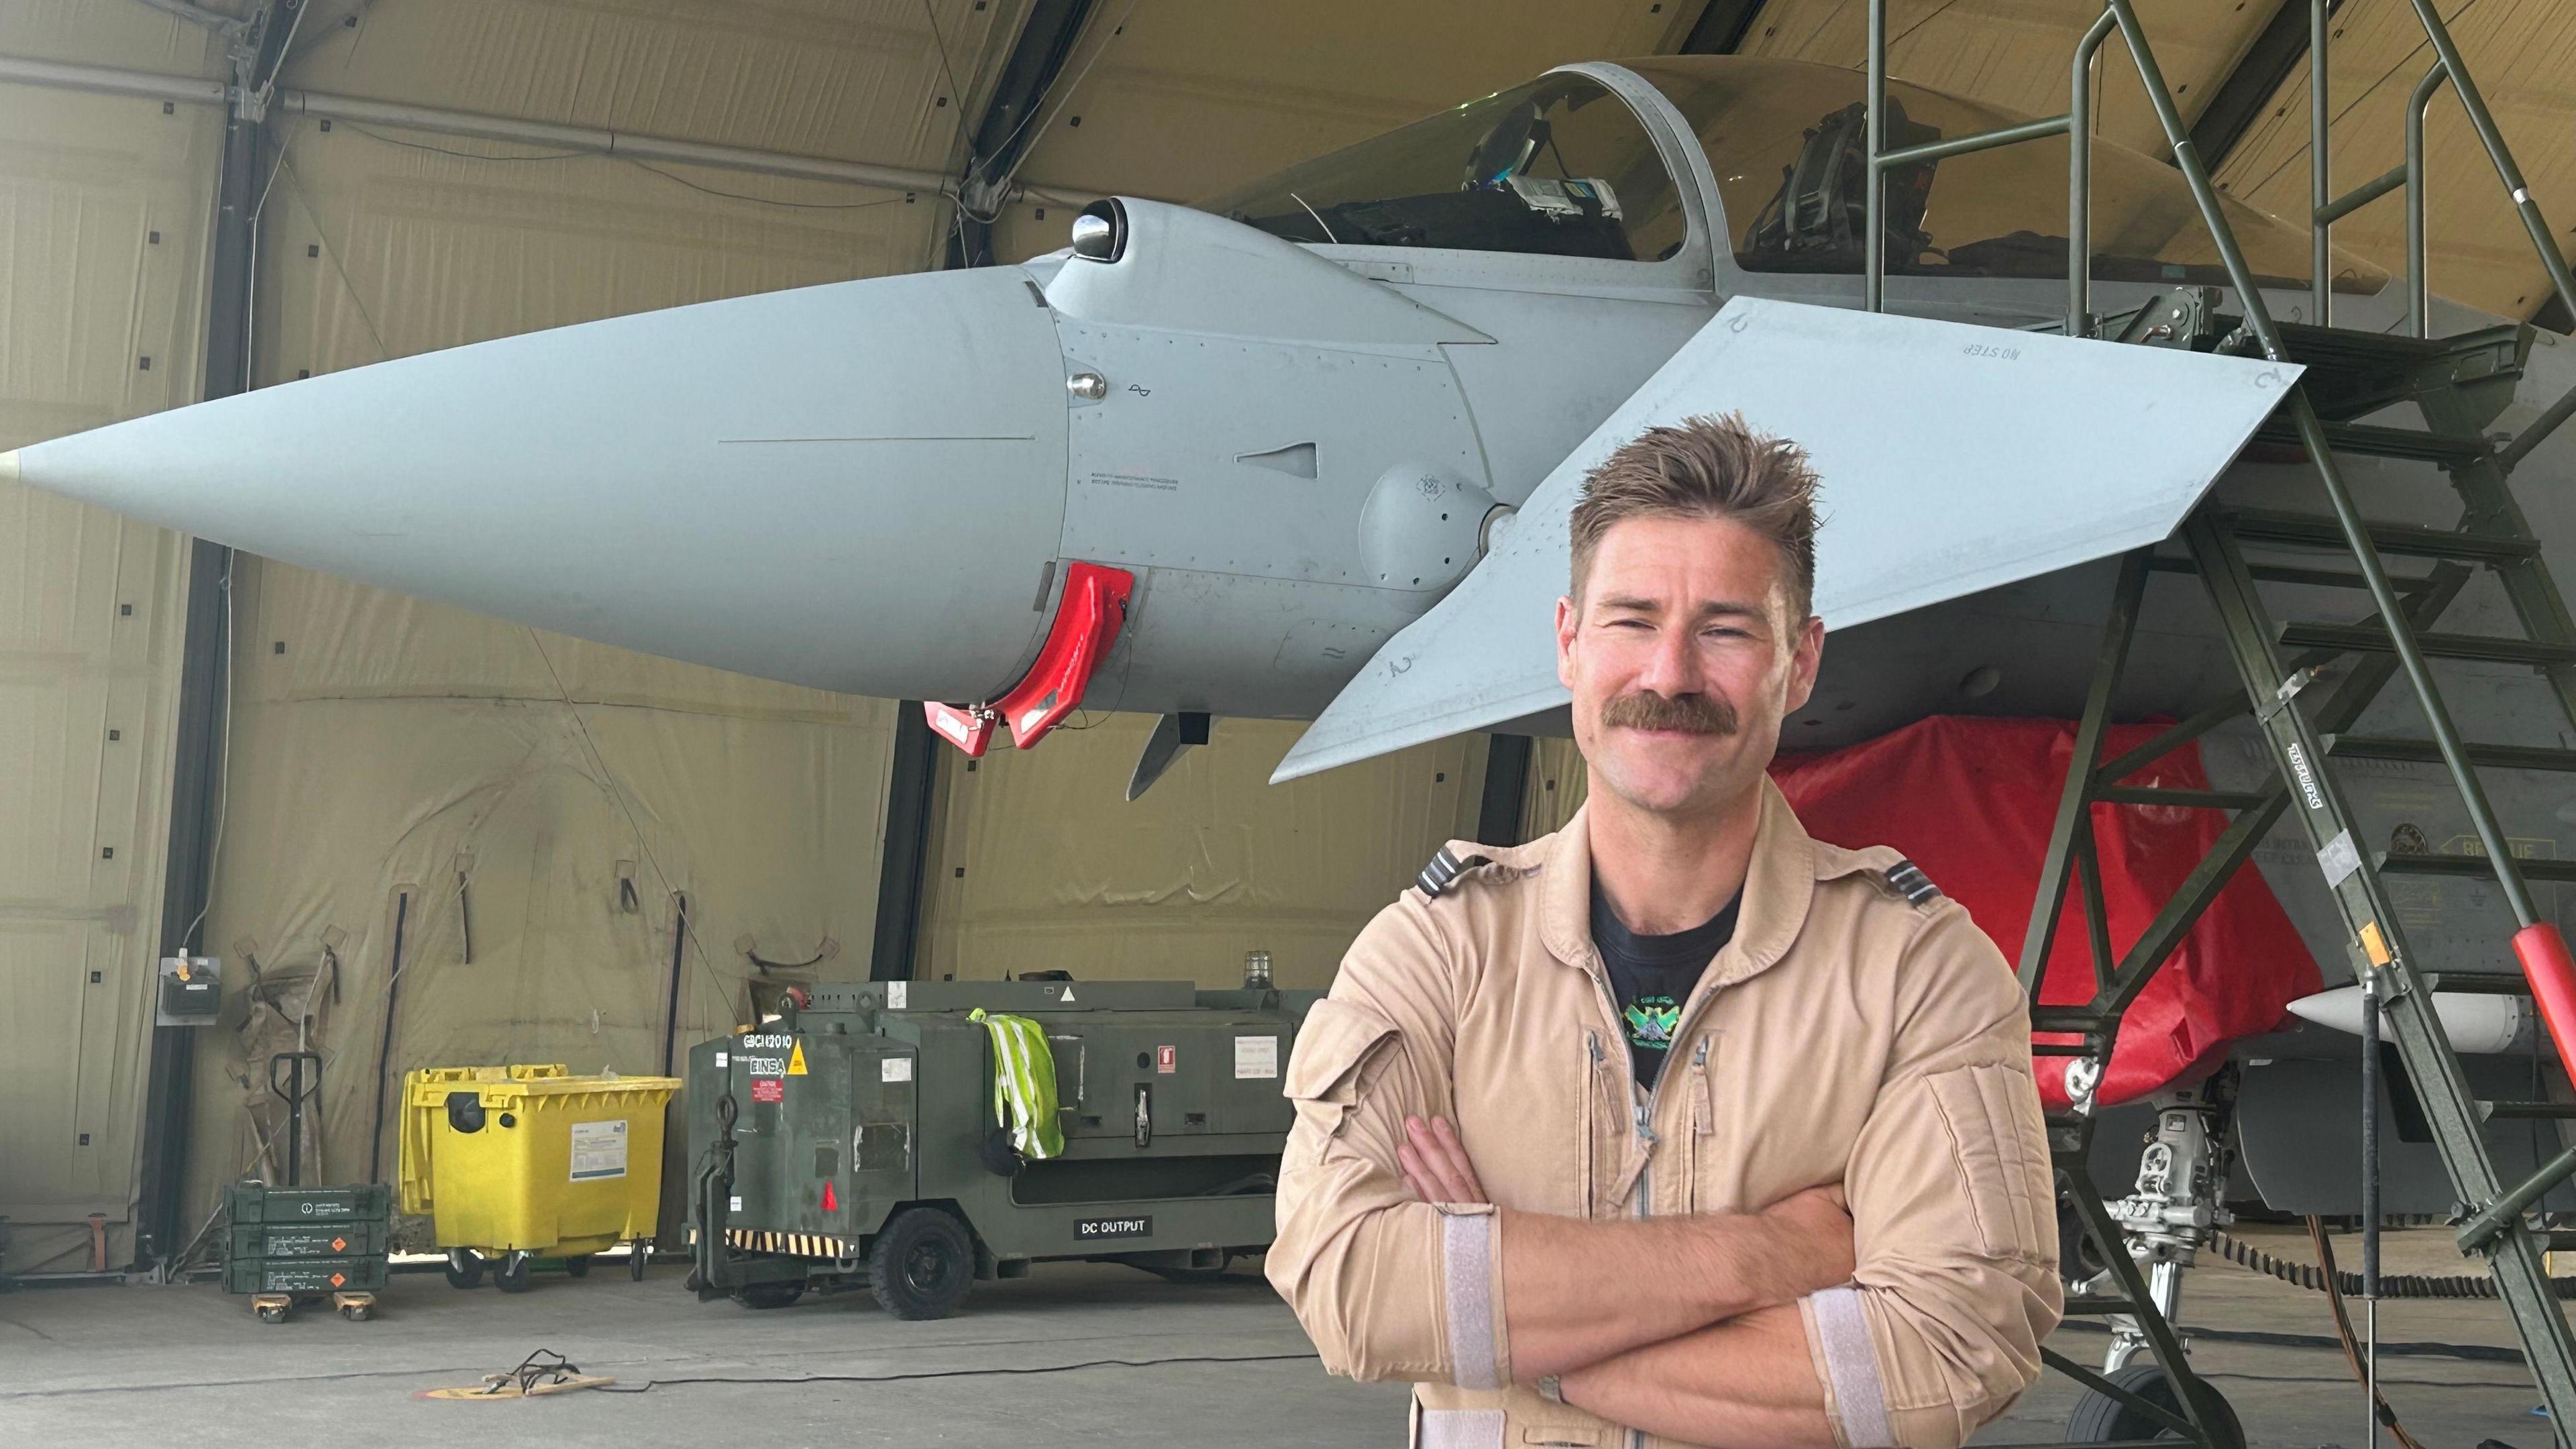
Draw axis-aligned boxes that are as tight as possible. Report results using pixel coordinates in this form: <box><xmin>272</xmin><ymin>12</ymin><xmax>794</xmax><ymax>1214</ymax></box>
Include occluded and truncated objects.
<box><xmin>1770</xmin><ymin>716</ymin><xmax>2320</xmax><ymax>1110</ymax></box>
<box><xmin>998</xmin><ymin>561</ymin><xmax>1134</xmax><ymax>749</ymax></box>
<box><xmin>2511</xmin><ymin>922</ymin><xmax>2576</xmax><ymax>1079</ymax></box>
<box><xmin>923</xmin><ymin>701</ymin><xmax>997</xmax><ymax>757</ymax></box>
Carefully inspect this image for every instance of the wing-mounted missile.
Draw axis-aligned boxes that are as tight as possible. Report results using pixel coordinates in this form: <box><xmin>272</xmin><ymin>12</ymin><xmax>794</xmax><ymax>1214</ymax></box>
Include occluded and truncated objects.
<box><xmin>1273</xmin><ymin>296</ymin><xmax>2300</xmax><ymax>782</ymax></box>
<box><xmin>2289</xmin><ymin>983</ymin><xmax>2534</xmax><ymax>1055</ymax></box>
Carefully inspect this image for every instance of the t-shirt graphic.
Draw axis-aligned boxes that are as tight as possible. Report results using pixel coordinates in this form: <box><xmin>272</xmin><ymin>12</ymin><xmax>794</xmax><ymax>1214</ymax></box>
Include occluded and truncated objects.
<box><xmin>1624</xmin><ymin>995</ymin><xmax>1681</xmax><ymax>1053</ymax></box>
<box><xmin>1590</xmin><ymin>879</ymin><xmax>1739</xmax><ymax>1091</ymax></box>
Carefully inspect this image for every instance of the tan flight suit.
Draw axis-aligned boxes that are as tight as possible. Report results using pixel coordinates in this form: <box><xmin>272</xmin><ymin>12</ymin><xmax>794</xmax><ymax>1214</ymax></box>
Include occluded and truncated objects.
<box><xmin>1267</xmin><ymin>780</ymin><xmax>2060</xmax><ymax>1449</ymax></box>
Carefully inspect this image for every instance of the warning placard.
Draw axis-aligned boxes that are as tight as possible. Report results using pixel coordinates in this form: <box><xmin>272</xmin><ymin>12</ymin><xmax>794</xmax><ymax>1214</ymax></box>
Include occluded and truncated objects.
<box><xmin>751</xmin><ymin>1077</ymin><xmax>784</xmax><ymax>1104</ymax></box>
<box><xmin>570</xmin><ymin>1120</ymin><xmax>629</xmax><ymax>1181</ymax></box>
<box><xmin>1234</xmin><ymin>1035</ymin><xmax>1279</xmax><ymax>1080</ymax></box>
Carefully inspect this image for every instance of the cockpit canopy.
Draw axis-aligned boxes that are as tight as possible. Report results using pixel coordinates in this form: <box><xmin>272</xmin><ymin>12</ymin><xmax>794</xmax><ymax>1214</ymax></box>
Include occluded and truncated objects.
<box><xmin>1199</xmin><ymin>56</ymin><xmax>2387</xmax><ymax>295</ymax></box>
<box><xmin>1198</xmin><ymin>71</ymin><xmax>1689</xmax><ymax>263</ymax></box>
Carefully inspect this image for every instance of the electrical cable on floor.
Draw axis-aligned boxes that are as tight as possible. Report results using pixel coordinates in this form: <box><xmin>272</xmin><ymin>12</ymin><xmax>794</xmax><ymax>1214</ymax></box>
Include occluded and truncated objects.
<box><xmin>2212</xmin><ymin>1226</ymin><xmax>2576</xmax><ymax>1300</ymax></box>
<box><xmin>2194</xmin><ymin>1369</ymin><xmax>2535</xmax><ymax>1391</ymax></box>
<box><xmin>2057</xmin><ymin>1318</ymin><xmax>2530</xmax><ymax>1364</ymax></box>
<box><xmin>589</xmin><ymin>1349</ymin><xmax>1322</xmax><ymax>1393</ymax></box>
<box><xmin>2306</xmin><ymin>1217</ymin><xmax>2431</xmax><ymax>1449</ymax></box>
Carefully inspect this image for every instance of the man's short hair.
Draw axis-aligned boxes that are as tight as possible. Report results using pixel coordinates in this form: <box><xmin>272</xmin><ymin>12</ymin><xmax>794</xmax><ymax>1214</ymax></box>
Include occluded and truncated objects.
<box><xmin>1567</xmin><ymin>413</ymin><xmax>1821</xmax><ymax>618</ymax></box>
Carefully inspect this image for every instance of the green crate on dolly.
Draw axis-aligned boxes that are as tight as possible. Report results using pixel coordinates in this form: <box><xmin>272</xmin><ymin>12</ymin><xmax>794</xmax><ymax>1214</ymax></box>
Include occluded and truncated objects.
<box><xmin>222</xmin><ymin>1180</ymin><xmax>392</xmax><ymax>1324</ymax></box>
<box><xmin>400</xmin><ymin>1063</ymin><xmax>680</xmax><ymax>1292</ymax></box>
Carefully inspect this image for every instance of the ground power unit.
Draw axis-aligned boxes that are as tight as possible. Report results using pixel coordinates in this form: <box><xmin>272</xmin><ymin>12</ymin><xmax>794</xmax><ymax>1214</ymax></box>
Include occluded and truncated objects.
<box><xmin>686</xmin><ymin>978</ymin><xmax>1318</xmax><ymax>1318</ymax></box>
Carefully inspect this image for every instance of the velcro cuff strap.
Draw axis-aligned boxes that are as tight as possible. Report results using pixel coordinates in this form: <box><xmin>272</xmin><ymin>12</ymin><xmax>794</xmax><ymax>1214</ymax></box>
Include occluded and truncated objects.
<box><xmin>1808</xmin><ymin>1286</ymin><xmax>1894</xmax><ymax>1448</ymax></box>
<box><xmin>1438</xmin><ymin>1205</ymin><xmax>1503</xmax><ymax>1389</ymax></box>
<box><xmin>1416</xmin><ymin>1407</ymin><xmax>1505</xmax><ymax>1448</ymax></box>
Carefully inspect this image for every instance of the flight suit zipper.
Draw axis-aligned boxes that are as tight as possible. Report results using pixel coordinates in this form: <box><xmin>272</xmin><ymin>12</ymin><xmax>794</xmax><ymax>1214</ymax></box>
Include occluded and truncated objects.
<box><xmin>1591</xmin><ymin>964</ymin><xmax>1725</xmax><ymax>1218</ymax></box>
<box><xmin>1584</xmin><ymin>1032</ymin><xmax>1609</xmax><ymax>1214</ymax></box>
<box><xmin>1584</xmin><ymin>959</ymin><xmax>1721</xmax><ymax>1449</ymax></box>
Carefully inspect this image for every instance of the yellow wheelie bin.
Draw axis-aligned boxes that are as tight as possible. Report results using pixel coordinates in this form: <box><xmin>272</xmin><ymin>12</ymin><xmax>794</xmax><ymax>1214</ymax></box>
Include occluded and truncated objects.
<box><xmin>400</xmin><ymin>1064</ymin><xmax>680</xmax><ymax>1291</ymax></box>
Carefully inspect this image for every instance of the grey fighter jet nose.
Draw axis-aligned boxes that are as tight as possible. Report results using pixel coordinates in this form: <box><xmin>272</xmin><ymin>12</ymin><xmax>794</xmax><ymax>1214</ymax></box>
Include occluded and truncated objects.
<box><xmin>8</xmin><ymin>267</ymin><xmax>1073</xmax><ymax>703</ymax></box>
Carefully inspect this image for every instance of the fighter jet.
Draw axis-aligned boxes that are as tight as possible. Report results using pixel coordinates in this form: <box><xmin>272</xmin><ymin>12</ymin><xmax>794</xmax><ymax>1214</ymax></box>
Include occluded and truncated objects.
<box><xmin>13</xmin><ymin>56</ymin><xmax>2576</xmax><ymax>1246</ymax></box>
<box><xmin>8</xmin><ymin>58</ymin><xmax>2388</xmax><ymax>771</ymax></box>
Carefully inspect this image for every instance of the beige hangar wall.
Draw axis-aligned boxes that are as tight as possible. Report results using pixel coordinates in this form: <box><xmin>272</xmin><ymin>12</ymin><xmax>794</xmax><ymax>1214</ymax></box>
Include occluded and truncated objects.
<box><xmin>0</xmin><ymin>0</ymin><xmax>227</xmax><ymax>1273</ymax></box>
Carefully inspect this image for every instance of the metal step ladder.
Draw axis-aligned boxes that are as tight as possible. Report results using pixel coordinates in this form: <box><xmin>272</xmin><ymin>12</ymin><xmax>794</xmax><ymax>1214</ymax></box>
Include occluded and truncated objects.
<box><xmin>1855</xmin><ymin>2</ymin><xmax>2576</xmax><ymax>1444</ymax></box>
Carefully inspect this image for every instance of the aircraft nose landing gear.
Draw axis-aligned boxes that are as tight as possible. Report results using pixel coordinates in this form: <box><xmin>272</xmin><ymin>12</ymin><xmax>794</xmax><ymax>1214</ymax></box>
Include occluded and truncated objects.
<box><xmin>2065</xmin><ymin>1072</ymin><xmax>2243</xmax><ymax>1446</ymax></box>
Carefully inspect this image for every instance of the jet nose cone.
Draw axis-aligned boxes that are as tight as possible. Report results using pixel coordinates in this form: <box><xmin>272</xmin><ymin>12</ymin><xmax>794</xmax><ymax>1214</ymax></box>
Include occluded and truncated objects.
<box><xmin>12</xmin><ymin>268</ymin><xmax>1071</xmax><ymax>702</ymax></box>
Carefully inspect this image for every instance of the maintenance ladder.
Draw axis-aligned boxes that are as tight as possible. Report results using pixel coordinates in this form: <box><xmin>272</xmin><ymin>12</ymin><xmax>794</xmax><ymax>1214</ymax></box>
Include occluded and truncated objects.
<box><xmin>1856</xmin><ymin>2</ymin><xmax>2576</xmax><ymax>1445</ymax></box>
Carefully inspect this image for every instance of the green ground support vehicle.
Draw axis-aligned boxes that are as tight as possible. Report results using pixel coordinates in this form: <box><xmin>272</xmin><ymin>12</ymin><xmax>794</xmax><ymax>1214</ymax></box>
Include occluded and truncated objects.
<box><xmin>686</xmin><ymin>978</ymin><xmax>1316</xmax><ymax>1318</ymax></box>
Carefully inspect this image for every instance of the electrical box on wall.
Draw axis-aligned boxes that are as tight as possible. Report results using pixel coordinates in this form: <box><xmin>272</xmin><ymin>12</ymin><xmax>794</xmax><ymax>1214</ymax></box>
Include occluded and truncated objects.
<box><xmin>157</xmin><ymin>955</ymin><xmax>220</xmax><ymax>1026</ymax></box>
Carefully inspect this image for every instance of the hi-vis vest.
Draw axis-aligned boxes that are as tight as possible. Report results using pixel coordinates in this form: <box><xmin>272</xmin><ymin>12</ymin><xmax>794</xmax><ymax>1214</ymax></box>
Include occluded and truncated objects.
<box><xmin>968</xmin><ymin>1008</ymin><xmax>1065</xmax><ymax>1159</ymax></box>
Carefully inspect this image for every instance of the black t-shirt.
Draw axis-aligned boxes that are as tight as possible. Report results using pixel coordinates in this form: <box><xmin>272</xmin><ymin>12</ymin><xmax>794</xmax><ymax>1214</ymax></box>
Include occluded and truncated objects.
<box><xmin>1589</xmin><ymin>879</ymin><xmax>1740</xmax><ymax>1091</ymax></box>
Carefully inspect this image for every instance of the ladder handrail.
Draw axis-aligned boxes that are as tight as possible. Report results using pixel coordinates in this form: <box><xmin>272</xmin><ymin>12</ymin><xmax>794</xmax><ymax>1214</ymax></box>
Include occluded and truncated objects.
<box><xmin>2310</xmin><ymin>0</ymin><xmax>2332</xmax><ymax>325</ymax></box>
<box><xmin>1858</xmin><ymin>6</ymin><xmax>2115</xmax><ymax>333</ymax></box>
<box><xmin>2406</xmin><ymin>64</ymin><xmax>2449</xmax><ymax>339</ymax></box>
<box><xmin>1864</xmin><ymin>0</ymin><xmax>1887</xmax><ymax>314</ymax></box>
<box><xmin>2066</xmin><ymin>7</ymin><xmax>2121</xmax><ymax>337</ymax></box>
<box><xmin>2398</xmin><ymin>0</ymin><xmax>2576</xmax><ymax>329</ymax></box>
<box><xmin>1860</xmin><ymin>0</ymin><xmax>2543</xmax><ymax>928</ymax></box>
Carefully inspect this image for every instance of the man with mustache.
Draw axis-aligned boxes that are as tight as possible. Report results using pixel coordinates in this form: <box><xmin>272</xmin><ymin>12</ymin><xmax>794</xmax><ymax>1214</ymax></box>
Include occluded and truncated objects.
<box><xmin>1269</xmin><ymin>415</ymin><xmax>2059</xmax><ymax>1448</ymax></box>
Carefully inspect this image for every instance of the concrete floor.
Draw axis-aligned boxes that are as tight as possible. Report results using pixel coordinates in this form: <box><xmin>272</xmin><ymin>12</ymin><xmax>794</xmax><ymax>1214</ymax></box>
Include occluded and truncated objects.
<box><xmin>0</xmin><ymin>1227</ymin><xmax>2553</xmax><ymax>1447</ymax></box>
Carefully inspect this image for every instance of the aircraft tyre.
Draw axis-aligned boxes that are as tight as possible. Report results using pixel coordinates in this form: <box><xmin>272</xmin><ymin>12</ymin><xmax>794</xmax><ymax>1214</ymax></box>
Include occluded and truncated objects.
<box><xmin>2065</xmin><ymin>1362</ymin><xmax>2243</xmax><ymax>1448</ymax></box>
<box><xmin>869</xmin><ymin>1208</ymin><xmax>973</xmax><ymax>1320</ymax></box>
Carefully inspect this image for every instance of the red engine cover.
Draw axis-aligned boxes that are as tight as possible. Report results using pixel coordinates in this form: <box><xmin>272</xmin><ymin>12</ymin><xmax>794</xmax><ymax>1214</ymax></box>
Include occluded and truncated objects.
<box><xmin>1772</xmin><ymin>716</ymin><xmax>2319</xmax><ymax>1110</ymax></box>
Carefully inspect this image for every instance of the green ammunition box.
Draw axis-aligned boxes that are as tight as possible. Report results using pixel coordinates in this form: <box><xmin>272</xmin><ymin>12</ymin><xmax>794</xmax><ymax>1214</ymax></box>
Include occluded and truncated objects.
<box><xmin>224</xmin><ymin>1181</ymin><xmax>393</xmax><ymax>1224</ymax></box>
<box><xmin>223</xmin><ymin>1254</ymin><xmax>390</xmax><ymax>1295</ymax></box>
<box><xmin>225</xmin><ymin>1220</ymin><xmax>390</xmax><ymax>1261</ymax></box>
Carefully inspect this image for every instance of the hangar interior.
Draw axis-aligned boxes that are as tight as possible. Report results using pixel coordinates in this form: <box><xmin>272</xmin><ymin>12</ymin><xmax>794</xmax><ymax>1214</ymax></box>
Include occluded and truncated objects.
<box><xmin>8</xmin><ymin>1</ymin><xmax>2576</xmax><ymax>1445</ymax></box>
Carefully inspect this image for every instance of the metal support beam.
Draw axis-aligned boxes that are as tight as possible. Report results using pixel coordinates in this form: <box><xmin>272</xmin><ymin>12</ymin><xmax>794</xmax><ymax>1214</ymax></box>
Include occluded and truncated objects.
<box><xmin>947</xmin><ymin>0</ymin><xmax>1097</xmax><ymax>270</ymax></box>
<box><xmin>131</xmin><ymin>3</ymin><xmax>290</xmax><ymax>1273</ymax></box>
<box><xmin>1477</xmin><ymin>735</ymin><xmax>1532</xmax><ymax>847</ymax></box>
<box><xmin>2188</xmin><ymin>0</ymin><xmax>2336</xmax><ymax>170</ymax></box>
<box><xmin>1679</xmin><ymin>0</ymin><xmax>1770</xmax><ymax>54</ymax></box>
<box><xmin>869</xmin><ymin>706</ymin><xmax>940</xmax><ymax>982</ymax></box>
<box><xmin>2017</xmin><ymin>548</ymin><xmax>2153</xmax><ymax>997</ymax></box>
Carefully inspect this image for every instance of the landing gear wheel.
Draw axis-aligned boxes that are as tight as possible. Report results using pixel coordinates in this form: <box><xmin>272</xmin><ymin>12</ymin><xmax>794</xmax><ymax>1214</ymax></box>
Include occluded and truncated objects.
<box><xmin>733</xmin><ymin>1279</ymin><xmax>807</xmax><ymax>1310</ymax></box>
<box><xmin>443</xmin><ymin>1248</ymin><xmax>485</xmax><ymax>1290</ymax></box>
<box><xmin>2066</xmin><ymin>1362</ymin><xmax>2244</xmax><ymax>1449</ymax></box>
<box><xmin>868</xmin><ymin>1208</ymin><xmax>973</xmax><ymax>1320</ymax></box>
<box><xmin>563</xmin><ymin>1254</ymin><xmax>592</xmax><ymax>1279</ymax></box>
<box><xmin>492</xmin><ymin>1250</ymin><xmax>536</xmax><ymax>1294</ymax></box>
<box><xmin>630</xmin><ymin>1242</ymin><xmax>650</xmax><ymax>1281</ymax></box>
